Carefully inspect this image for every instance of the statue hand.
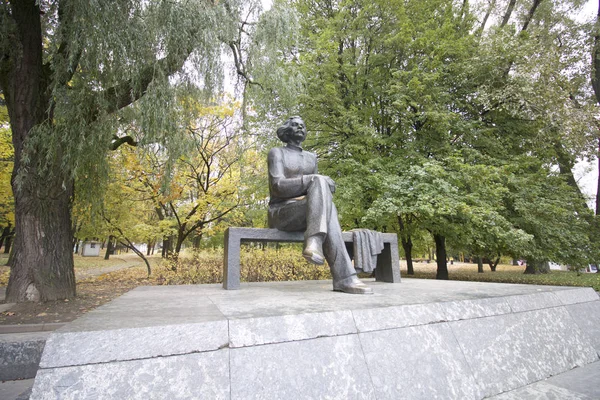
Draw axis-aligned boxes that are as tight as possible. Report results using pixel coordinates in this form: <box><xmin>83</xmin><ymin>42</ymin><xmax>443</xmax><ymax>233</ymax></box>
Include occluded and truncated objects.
<box><xmin>303</xmin><ymin>174</ymin><xmax>335</xmax><ymax>193</ymax></box>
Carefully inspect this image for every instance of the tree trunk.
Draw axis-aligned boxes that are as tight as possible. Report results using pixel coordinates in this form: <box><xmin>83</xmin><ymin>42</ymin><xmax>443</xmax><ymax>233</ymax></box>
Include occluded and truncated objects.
<box><xmin>500</xmin><ymin>0</ymin><xmax>516</xmax><ymax>27</ymax></box>
<box><xmin>3</xmin><ymin>234</ymin><xmax>12</xmax><ymax>255</ymax></box>
<box><xmin>477</xmin><ymin>0</ymin><xmax>497</xmax><ymax>33</ymax></box>
<box><xmin>488</xmin><ymin>256</ymin><xmax>500</xmax><ymax>272</ymax></box>
<box><xmin>193</xmin><ymin>235</ymin><xmax>201</xmax><ymax>249</ymax></box>
<box><xmin>397</xmin><ymin>216</ymin><xmax>414</xmax><ymax>275</ymax></box>
<box><xmin>434</xmin><ymin>234</ymin><xmax>448</xmax><ymax>280</ymax></box>
<box><xmin>402</xmin><ymin>237</ymin><xmax>414</xmax><ymax>275</ymax></box>
<box><xmin>524</xmin><ymin>259</ymin><xmax>550</xmax><ymax>274</ymax></box>
<box><xmin>0</xmin><ymin>226</ymin><xmax>10</xmax><ymax>250</ymax></box>
<box><xmin>6</xmin><ymin>181</ymin><xmax>75</xmax><ymax>302</ymax></box>
<box><xmin>477</xmin><ymin>257</ymin><xmax>484</xmax><ymax>273</ymax></box>
<box><xmin>119</xmin><ymin>240</ymin><xmax>152</xmax><ymax>277</ymax></box>
<box><xmin>596</xmin><ymin>137</ymin><xmax>600</xmax><ymax>217</ymax></box>
<box><xmin>162</xmin><ymin>235</ymin><xmax>174</xmax><ymax>258</ymax></box>
<box><xmin>592</xmin><ymin>1</ymin><xmax>600</xmax><ymax>272</ymax></box>
<box><xmin>6</xmin><ymin>243</ymin><xmax>14</xmax><ymax>266</ymax></box>
<box><xmin>104</xmin><ymin>235</ymin><xmax>114</xmax><ymax>260</ymax></box>
<box><xmin>1</xmin><ymin>2</ymin><xmax>77</xmax><ymax>302</ymax></box>
<box><xmin>175</xmin><ymin>235</ymin><xmax>184</xmax><ymax>255</ymax></box>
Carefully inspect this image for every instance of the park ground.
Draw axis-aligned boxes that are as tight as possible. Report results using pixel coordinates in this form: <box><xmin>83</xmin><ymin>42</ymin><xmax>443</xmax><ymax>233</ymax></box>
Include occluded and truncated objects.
<box><xmin>0</xmin><ymin>251</ymin><xmax>599</xmax><ymax>325</ymax></box>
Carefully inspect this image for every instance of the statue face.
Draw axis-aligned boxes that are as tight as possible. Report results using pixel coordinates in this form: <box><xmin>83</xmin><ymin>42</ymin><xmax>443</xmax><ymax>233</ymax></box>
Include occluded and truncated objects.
<box><xmin>288</xmin><ymin>117</ymin><xmax>306</xmax><ymax>143</ymax></box>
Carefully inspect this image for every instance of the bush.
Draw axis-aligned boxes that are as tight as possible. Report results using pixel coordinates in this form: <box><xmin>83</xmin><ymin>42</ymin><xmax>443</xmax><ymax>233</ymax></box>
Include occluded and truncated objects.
<box><xmin>156</xmin><ymin>246</ymin><xmax>331</xmax><ymax>285</ymax></box>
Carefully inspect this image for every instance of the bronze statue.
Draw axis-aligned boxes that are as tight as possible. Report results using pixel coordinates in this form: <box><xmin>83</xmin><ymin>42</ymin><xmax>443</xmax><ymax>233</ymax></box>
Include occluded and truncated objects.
<box><xmin>267</xmin><ymin>116</ymin><xmax>372</xmax><ymax>294</ymax></box>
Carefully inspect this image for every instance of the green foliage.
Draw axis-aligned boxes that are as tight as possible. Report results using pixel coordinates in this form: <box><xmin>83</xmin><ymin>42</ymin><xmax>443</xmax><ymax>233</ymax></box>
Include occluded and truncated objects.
<box><xmin>280</xmin><ymin>0</ymin><xmax>599</xmax><ymax>272</ymax></box>
<box><xmin>0</xmin><ymin>101</ymin><xmax>13</xmax><ymax>227</ymax></box>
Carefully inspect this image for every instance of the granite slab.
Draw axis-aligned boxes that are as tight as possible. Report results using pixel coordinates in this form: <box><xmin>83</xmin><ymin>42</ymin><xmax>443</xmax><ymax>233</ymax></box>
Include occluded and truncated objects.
<box><xmin>32</xmin><ymin>350</ymin><xmax>230</xmax><ymax>400</ymax></box>
<box><xmin>450</xmin><ymin>307</ymin><xmax>598</xmax><ymax>398</ymax></box>
<box><xmin>29</xmin><ymin>279</ymin><xmax>600</xmax><ymax>399</ymax></box>
<box><xmin>359</xmin><ymin>323</ymin><xmax>481</xmax><ymax>399</ymax></box>
<box><xmin>566</xmin><ymin>300</ymin><xmax>600</xmax><ymax>356</ymax></box>
<box><xmin>230</xmin><ymin>335</ymin><xmax>375</xmax><ymax>399</ymax></box>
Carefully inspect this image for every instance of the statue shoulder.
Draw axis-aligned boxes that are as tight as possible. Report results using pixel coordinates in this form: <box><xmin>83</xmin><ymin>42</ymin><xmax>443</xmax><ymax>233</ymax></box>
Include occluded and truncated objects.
<box><xmin>268</xmin><ymin>147</ymin><xmax>284</xmax><ymax>161</ymax></box>
<box><xmin>305</xmin><ymin>150</ymin><xmax>318</xmax><ymax>160</ymax></box>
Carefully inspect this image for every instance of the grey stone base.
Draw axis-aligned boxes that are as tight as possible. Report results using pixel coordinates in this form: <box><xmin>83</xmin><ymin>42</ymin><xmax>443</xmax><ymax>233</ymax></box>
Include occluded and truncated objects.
<box><xmin>30</xmin><ymin>280</ymin><xmax>600</xmax><ymax>399</ymax></box>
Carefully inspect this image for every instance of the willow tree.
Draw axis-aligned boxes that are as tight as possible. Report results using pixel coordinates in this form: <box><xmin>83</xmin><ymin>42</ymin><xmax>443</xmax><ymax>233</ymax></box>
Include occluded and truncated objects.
<box><xmin>0</xmin><ymin>0</ymin><xmax>271</xmax><ymax>302</ymax></box>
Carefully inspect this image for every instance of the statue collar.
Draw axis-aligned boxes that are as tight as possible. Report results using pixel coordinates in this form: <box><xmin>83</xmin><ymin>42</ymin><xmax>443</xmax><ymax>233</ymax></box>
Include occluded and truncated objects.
<box><xmin>285</xmin><ymin>143</ymin><xmax>303</xmax><ymax>152</ymax></box>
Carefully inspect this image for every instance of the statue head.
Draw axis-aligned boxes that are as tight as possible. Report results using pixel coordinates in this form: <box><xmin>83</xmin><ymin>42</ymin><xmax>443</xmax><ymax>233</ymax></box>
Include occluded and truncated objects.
<box><xmin>276</xmin><ymin>116</ymin><xmax>306</xmax><ymax>144</ymax></box>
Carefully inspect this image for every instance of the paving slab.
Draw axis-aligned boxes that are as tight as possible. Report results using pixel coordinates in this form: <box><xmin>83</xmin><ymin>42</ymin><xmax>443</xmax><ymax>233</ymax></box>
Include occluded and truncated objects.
<box><xmin>0</xmin><ymin>332</ymin><xmax>49</xmax><ymax>381</ymax></box>
<box><xmin>29</xmin><ymin>279</ymin><xmax>600</xmax><ymax>399</ymax></box>
<box><xmin>488</xmin><ymin>361</ymin><xmax>600</xmax><ymax>399</ymax></box>
<box><xmin>0</xmin><ymin>379</ymin><xmax>34</xmax><ymax>400</ymax></box>
<box><xmin>566</xmin><ymin>300</ymin><xmax>600</xmax><ymax>356</ymax></box>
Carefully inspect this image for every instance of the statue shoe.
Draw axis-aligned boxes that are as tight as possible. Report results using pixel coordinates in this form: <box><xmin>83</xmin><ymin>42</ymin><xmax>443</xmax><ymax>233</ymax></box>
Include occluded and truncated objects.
<box><xmin>333</xmin><ymin>275</ymin><xmax>373</xmax><ymax>295</ymax></box>
<box><xmin>303</xmin><ymin>236</ymin><xmax>325</xmax><ymax>265</ymax></box>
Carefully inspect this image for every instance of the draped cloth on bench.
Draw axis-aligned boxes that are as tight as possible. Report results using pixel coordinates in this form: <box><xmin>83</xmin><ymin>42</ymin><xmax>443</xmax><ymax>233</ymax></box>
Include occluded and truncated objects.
<box><xmin>351</xmin><ymin>229</ymin><xmax>384</xmax><ymax>273</ymax></box>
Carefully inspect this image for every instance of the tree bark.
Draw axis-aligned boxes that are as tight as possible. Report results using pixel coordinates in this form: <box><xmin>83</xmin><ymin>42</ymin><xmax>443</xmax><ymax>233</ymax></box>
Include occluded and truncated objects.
<box><xmin>193</xmin><ymin>236</ymin><xmax>201</xmax><ymax>249</ymax></box>
<box><xmin>119</xmin><ymin>240</ymin><xmax>152</xmax><ymax>277</ymax></box>
<box><xmin>104</xmin><ymin>235</ymin><xmax>114</xmax><ymax>260</ymax></box>
<box><xmin>0</xmin><ymin>226</ymin><xmax>10</xmax><ymax>250</ymax></box>
<box><xmin>402</xmin><ymin>237</ymin><xmax>414</xmax><ymax>275</ymax></box>
<box><xmin>2</xmin><ymin>2</ymin><xmax>76</xmax><ymax>302</ymax></box>
<box><xmin>6</xmin><ymin>180</ymin><xmax>75</xmax><ymax>302</ymax></box>
<box><xmin>477</xmin><ymin>256</ymin><xmax>484</xmax><ymax>273</ymax></box>
<box><xmin>521</xmin><ymin>0</ymin><xmax>542</xmax><ymax>33</ymax></box>
<box><xmin>3</xmin><ymin>233</ymin><xmax>12</xmax><ymax>255</ymax></box>
<box><xmin>478</xmin><ymin>0</ymin><xmax>497</xmax><ymax>34</ymax></box>
<box><xmin>524</xmin><ymin>259</ymin><xmax>550</xmax><ymax>274</ymax></box>
<box><xmin>500</xmin><ymin>0</ymin><xmax>517</xmax><ymax>28</ymax></box>
<box><xmin>592</xmin><ymin>1</ymin><xmax>600</xmax><ymax>272</ymax></box>
<box><xmin>434</xmin><ymin>234</ymin><xmax>448</xmax><ymax>280</ymax></box>
<box><xmin>596</xmin><ymin>137</ymin><xmax>600</xmax><ymax>216</ymax></box>
<box><xmin>174</xmin><ymin>228</ymin><xmax>185</xmax><ymax>255</ymax></box>
<box><xmin>162</xmin><ymin>235</ymin><xmax>174</xmax><ymax>258</ymax></box>
<box><xmin>488</xmin><ymin>256</ymin><xmax>500</xmax><ymax>272</ymax></box>
<box><xmin>397</xmin><ymin>216</ymin><xmax>414</xmax><ymax>275</ymax></box>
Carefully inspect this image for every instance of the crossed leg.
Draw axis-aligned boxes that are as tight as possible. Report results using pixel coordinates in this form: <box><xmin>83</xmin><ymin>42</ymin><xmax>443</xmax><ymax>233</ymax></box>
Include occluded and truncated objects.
<box><xmin>268</xmin><ymin>176</ymin><xmax>372</xmax><ymax>294</ymax></box>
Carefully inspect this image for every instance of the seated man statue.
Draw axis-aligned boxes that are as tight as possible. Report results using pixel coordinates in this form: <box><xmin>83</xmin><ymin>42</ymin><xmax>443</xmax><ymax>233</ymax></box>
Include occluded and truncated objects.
<box><xmin>267</xmin><ymin>116</ymin><xmax>372</xmax><ymax>294</ymax></box>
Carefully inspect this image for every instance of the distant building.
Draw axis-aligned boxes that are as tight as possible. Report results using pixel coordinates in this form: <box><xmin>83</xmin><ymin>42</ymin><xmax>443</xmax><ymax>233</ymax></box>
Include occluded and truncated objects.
<box><xmin>81</xmin><ymin>241</ymin><xmax>101</xmax><ymax>257</ymax></box>
<box><xmin>548</xmin><ymin>262</ymin><xmax>567</xmax><ymax>271</ymax></box>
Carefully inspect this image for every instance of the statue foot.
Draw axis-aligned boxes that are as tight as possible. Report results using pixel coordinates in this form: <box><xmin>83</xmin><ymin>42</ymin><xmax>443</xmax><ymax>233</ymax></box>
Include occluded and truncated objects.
<box><xmin>303</xmin><ymin>235</ymin><xmax>325</xmax><ymax>265</ymax></box>
<box><xmin>333</xmin><ymin>275</ymin><xmax>373</xmax><ymax>295</ymax></box>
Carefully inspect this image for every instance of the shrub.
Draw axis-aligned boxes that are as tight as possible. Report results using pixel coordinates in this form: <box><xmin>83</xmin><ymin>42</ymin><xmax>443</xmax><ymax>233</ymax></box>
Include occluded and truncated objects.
<box><xmin>156</xmin><ymin>246</ymin><xmax>331</xmax><ymax>285</ymax></box>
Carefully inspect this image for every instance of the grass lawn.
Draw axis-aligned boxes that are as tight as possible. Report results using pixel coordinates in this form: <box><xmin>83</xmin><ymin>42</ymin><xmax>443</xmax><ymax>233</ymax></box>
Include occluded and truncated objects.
<box><xmin>401</xmin><ymin>261</ymin><xmax>600</xmax><ymax>292</ymax></box>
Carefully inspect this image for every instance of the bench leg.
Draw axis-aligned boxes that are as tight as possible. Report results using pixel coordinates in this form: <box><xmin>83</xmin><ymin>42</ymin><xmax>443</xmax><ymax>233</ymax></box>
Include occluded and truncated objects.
<box><xmin>375</xmin><ymin>241</ymin><xmax>402</xmax><ymax>283</ymax></box>
<box><xmin>223</xmin><ymin>228</ymin><xmax>241</xmax><ymax>290</ymax></box>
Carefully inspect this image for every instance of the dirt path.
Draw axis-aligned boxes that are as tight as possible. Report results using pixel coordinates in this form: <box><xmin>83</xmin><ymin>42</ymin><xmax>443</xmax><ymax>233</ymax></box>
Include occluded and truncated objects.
<box><xmin>75</xmin><ymin>258</ymin><xmax>144</xmax><ymax>281</ymax></box>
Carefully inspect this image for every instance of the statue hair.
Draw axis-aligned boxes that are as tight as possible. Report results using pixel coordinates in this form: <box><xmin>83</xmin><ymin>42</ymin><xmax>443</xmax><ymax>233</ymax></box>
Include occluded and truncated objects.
<box><xmin>276</xmin><ymin>116</ymin><xmax>303</xmax><ymax>143</ymax></box>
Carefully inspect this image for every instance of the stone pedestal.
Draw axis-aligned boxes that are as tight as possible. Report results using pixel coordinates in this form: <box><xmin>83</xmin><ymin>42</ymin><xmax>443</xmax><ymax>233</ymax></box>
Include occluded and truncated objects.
<box><xmin>30</xmin><ymin>280</ymin><xmax>600</xmax><ymax>399</ymax></box>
